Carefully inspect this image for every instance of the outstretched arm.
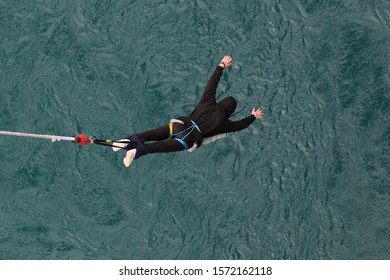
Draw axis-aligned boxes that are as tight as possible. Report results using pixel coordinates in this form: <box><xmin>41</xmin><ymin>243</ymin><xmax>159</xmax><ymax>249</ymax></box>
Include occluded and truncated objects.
<box><xmin>211</xmin><ymin>108</ymin><xmax>263</xmax><ymax>135</ymax></box>
<box><xmin>198</xmin><ymin>56</ymin><xmax>233</xmax><ymax>105</ymax></box>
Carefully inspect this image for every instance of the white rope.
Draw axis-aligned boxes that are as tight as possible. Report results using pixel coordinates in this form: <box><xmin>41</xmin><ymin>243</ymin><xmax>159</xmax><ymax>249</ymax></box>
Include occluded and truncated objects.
<box><xmin>0</xmin><ymin>130</ymin><xmax>75</xmax><ymax>143</ymax></box>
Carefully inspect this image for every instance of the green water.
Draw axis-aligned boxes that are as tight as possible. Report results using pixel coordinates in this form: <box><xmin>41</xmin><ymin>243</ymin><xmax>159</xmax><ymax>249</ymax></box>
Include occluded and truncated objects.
<box><xmin>1</xmin><ymin>0</ymin><xmax>390</xmax><ymax>260</ymax></box>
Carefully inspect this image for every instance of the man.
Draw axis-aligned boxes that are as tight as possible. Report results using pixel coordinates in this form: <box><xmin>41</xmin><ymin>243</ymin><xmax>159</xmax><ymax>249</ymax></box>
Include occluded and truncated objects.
<box><xmin>115</xmin><ymin>55</ymin><xmax>263</xmax><ymax>167</ymax></box>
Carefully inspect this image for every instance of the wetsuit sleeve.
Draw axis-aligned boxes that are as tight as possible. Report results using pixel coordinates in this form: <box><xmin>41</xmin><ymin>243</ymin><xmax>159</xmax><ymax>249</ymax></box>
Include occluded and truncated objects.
<box><xmin>218</xmin><ymin>115</ymin><xmax>256</xmax><ymax>134</ymax></box>
<box><xmin>198</xmin><ymin>66</ymin><xmax>224</xmax><ymax>105</ymax></box>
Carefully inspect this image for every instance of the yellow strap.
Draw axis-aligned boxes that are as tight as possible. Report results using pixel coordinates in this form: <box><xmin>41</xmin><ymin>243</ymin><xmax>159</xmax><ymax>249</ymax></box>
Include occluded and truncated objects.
<box><xmin>169</xmin><ymin>119</ymin><xmax>184</xmax><ymax>137</ymax></box>
<box><xmin>169</xmin><ymin>122</ymin><xmax>173</xmax><ymax>136</ymax></box>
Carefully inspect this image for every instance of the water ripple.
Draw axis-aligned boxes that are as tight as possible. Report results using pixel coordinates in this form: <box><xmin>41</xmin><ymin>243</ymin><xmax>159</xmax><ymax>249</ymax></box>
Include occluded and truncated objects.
<box><xmin>0</xmin><ymin>0</ymin><xmax>390</xmax><ymax>260</ymax></box>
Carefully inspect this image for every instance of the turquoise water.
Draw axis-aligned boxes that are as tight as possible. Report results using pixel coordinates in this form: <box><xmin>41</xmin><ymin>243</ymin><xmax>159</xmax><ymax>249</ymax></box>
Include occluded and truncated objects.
<box><xmin>1</xmin><ymin>0</ymin><xmax>390</xmax><ymax>259</ymax></box>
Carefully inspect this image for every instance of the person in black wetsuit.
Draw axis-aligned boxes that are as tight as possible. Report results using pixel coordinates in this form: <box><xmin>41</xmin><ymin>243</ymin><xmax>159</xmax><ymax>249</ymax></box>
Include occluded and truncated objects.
<box><xmin>117</xmin><ymin>55</ymin><xmax>263</xmax><ymax>167</ymax></box>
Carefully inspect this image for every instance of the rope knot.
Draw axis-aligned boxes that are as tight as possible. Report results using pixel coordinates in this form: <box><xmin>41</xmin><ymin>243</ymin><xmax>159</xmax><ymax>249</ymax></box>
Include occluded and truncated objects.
<box><xmin>73</xmin><ymin>134</ymin><xmax>91</xmax><ymax>145</ymax></box>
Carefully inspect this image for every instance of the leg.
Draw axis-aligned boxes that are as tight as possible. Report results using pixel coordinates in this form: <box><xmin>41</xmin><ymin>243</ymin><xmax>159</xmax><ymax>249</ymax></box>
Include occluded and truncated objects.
<box><xmin>138</xmin><ymin>125</ymin><xmax>170</xmax><ymax>142</ymax></box>
<box><xmin>145</xmin><ymin>139</ymin><xmax>185</xmax><ymax>154</ymax></box>
<box><xmin>118</xmin><ymin>124</ymin><xmax>169</xmax><ymax>151</ymax></box>
<box><xmin>123</xmin><ymin>137</ymin><xmax>185</xmax><ymax>167</ymax></box>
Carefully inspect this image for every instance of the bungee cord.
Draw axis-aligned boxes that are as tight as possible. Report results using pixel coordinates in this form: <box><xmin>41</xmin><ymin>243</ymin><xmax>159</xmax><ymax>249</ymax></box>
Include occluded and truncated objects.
<box><xmin>0</xmin><ymin>130</ymin><xmax>126</xmax><ymax>148</ymax></box>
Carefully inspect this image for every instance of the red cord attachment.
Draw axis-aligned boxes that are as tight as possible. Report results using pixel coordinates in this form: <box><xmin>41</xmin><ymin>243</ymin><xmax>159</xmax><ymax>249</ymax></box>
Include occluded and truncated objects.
<box><xmin>73</xmin><ymin>134</ymin><xmax>92</xmax><ymax>145</ymax></box>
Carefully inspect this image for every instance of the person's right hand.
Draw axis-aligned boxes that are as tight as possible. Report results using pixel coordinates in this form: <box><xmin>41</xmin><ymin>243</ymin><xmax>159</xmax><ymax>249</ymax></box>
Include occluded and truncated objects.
<box><xmin>219</xmin><ymin>55</ymin><xmax>232</xmax><ymax>68</ymax></box>
<box><xmin>252</xmin><ymin>108</ymin><xmax>263</xmax><ymax>119</ymax></box>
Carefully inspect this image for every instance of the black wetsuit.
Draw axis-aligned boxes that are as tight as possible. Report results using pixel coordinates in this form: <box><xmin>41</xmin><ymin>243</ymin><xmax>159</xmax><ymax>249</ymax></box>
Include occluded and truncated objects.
<box><xmin>129</xmin><ymin>66</ymin><xmax>256</xmax><ymax>156</ymax></box>
<box><xmin>190</xmin><ymin>66</ymin><xmax>256</xmax><ymax>138</ymax></box>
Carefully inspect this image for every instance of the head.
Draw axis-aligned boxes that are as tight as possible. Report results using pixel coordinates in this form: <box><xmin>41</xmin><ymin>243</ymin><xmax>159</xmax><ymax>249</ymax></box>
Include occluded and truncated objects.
<box><xmin>218</xmin><ymin>96</ymin><xmax>237</xmax><ymax>117</ymax></box>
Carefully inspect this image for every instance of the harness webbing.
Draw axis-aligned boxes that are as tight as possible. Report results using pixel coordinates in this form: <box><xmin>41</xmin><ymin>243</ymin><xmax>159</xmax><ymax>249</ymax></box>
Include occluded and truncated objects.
<box><xmin>170</xmin><ymin>120</ymin><xmax>201</xmax><ymax>150</ymax></box>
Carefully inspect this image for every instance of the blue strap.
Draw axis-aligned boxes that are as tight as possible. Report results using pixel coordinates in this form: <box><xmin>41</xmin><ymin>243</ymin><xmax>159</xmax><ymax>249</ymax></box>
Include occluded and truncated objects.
<box><xmin>171</xmin><ymin>125</ymin><xmax>193</xmax><ymax>137</ymax></box>
<box><xmin>174</xmin><ymin>138</ymin><xmax>189</xmax><ymax>150</ymax></box>
<box><xmin>191</xmin><ymin>120</ymin><xmax>202</xmax><ymax>134</ymax></box>
<box><xmin>170</xmin><ymin>120</ymin><xmax>201</xmax><ymax>150</ymax></box>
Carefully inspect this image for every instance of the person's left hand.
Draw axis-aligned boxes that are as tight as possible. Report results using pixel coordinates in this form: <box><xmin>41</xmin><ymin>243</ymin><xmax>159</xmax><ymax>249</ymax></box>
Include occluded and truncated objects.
<box><xmin>251</xmin><ymin>108</ymin><xmax>263</xmax><ymax>119</ymax></box>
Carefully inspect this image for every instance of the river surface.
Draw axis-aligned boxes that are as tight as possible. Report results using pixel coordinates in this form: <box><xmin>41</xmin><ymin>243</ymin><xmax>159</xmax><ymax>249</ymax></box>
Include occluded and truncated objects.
<box><xmin>1</xmin><ymin>0</ymin><xmax>390</xmax><ymax>259</ymax></box>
